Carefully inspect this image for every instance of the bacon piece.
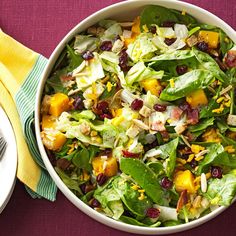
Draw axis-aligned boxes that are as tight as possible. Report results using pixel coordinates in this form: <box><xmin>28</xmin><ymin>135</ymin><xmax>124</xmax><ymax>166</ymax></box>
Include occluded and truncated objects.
<box><xmin>150</xmin><ymin>121</ymin><xmax>166</xmax><ymax>132</ymax></box>
<box><xmin>176</xmin><ymin>190</ymin><xmax>188</xmax><ymax>212</ymax></box>
<box><xmin>122</xmin><ymin>150</ymin><xmax>140</xmax><ymax>158</ymax></box>
<box><xmin>225</xmin><ymin>50</ymin><xmax>236</xmax><ymax>68</ymax></box>
<box><xmin>171</xmin><ymin>107</ymin><xmax>183</xmax><ymax>120</ymax></box>
<box><xmin>186</xmin><ymin>109</ymin><xmax>199</xmax><ymax>125</ymax></box>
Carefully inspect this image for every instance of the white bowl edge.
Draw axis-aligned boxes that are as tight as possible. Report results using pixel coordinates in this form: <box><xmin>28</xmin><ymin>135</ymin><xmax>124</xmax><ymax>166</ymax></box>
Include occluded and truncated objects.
<box><xmin>35</xmin><ymin>0</ymin><xmax>236</xmax><ymax>234</ymax></box>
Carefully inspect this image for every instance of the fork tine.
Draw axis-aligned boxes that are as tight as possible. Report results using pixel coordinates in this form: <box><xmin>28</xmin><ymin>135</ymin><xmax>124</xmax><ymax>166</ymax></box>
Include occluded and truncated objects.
<box><xmin>0</xmin><ymin>136</ymin><xmax>7</xmax><ymax>160</ymax></box>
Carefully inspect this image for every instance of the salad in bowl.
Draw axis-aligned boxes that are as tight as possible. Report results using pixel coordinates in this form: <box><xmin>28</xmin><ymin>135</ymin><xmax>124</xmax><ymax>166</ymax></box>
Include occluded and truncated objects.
<box><xmin>39</xmin><ymin>4</ymin><xmax>236</xmax><ymax>229</ymax></box>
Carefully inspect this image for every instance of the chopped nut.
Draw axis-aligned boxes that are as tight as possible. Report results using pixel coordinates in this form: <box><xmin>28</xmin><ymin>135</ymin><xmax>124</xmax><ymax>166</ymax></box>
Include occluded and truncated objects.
<box><xmin>133</xmin><ymin>119</ymin><xmax>149</xmax><ymax>130</ymax></box>
<box><xmin>126</xmin><ymin>124</ymin><xmax>140</xmax><ymax>138</ymax></box>
<box><xmin>186</xmin><ymin>35</ymin><xmax>198</xmax><ymax>47</ymax></box>
<box><xmin>227</xmin><ymin>114</ymin><xmax>236</xmax><ymax>126</ymax></box>
<box><xmin>79</xmin><ymin>122</ymin><xmax>91</xmax><ymax>135</ymax></box>
<box><xmin>139</xmin><ymin>105</ymin><xmax>152</xmax><ymax>117</ymax></box>
<box><xmin>112</xmin><ymin>39</ymin><xmax>124</xmax><ymax>53</ymax></box>
<box><xmin>174</xmin><ymin>123</ymin><xmax>187</xmax><ymax>134</ymax></box>
<box><xmin>192</xmin><ymin>196</ymin><xmax>202</xmax><ymax>208</ymax></box>
<box><xmin>119</xmin><ymin>22</ymin><xmax>133</xmax><ymax>28</ymax></box>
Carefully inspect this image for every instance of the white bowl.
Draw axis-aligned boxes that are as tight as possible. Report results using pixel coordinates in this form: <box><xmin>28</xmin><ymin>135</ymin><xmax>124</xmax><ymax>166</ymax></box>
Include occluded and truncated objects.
<box><xmin>35</xmin><ymin>0</ymin><xmax>236</xmax><ymax>234</ymax></box>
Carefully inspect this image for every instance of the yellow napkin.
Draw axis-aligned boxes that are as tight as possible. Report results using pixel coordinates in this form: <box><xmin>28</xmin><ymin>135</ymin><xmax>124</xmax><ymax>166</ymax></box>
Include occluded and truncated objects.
<box><xmin>0</xmin><ymin>29</ymin><xmax>57</xmax><ymax>200</ymax></box>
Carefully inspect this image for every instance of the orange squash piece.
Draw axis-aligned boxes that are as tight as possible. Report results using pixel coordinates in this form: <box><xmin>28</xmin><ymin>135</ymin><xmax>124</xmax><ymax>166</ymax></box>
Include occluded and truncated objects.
<box><xmin>92</xmin><ymin>156</ymin><xmax>118</xmax><ymax>177</ymax></box>
<box><xmin>49</xmin><ymin>93</ymin><xmax>70</xmax><ymax>117</ymax></box>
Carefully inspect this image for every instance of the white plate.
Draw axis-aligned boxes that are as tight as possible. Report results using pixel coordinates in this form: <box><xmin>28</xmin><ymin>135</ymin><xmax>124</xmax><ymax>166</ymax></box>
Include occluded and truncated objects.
<box><xmin>0</xmin><ymin>107</ymin><xmax>17</xmax><ymax>213</ymax></box>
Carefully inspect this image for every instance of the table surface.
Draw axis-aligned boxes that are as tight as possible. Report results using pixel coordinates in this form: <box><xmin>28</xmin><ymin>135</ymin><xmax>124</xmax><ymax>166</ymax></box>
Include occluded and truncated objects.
<box><xmin>0</xmin><ymin>0</ymin><xmax>236</xmax><ymax>235</ymax></box>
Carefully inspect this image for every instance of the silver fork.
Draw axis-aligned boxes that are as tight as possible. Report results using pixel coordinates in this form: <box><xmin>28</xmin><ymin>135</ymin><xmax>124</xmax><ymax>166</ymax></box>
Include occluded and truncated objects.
<box><xmin>0</xmin><ymin>136</ymin><xmax>7</xmax><ymax>160</ymax></box>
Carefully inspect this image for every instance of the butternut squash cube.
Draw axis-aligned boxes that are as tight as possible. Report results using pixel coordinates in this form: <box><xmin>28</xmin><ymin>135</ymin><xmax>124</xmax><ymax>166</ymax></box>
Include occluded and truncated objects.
<box><xmin>49</xmin><ymin>93</ymin><xmax>70</xmax><ymax>117</ymax></box>
<box><xmin>92</xmin><ymin>156</ymin><xmax>118</xmax><ymax>177</ymax></box>
<box><xmin>140</xmin><ymin>79</ymin><xmax>162</xmax><ymax>96</ymax></box>
<box><xmin>186</xmin><ymin>89</ymin><xmax>208</xmax><ymax>108</ymax></box>
<box><xmin>41</xmin><ymin>131</ymin><xmax>67</xmax><ymax>151</ymax></box>
<box><xmin>131</xmin><ymin>16</ymin><xmax>141</xmax><ymax>35</ymax></box>
<box><xmin>41</xmin><ymin>115</ymin><xmax>56</xmax><ymax>130</ymax></box>
<box><xmin>198</xmin><ymin>31</ymin><xmax>219</xmax><ymax>49</ymax></box>
<box><xmin>174</xmin><ymin>170</ymin><xmax>196</xmax><ymax>194</ymax></box>
<box><xmin>124</xmin><ymin>16</ymin><xmax>141</xmax><ymax>47</ymax></box>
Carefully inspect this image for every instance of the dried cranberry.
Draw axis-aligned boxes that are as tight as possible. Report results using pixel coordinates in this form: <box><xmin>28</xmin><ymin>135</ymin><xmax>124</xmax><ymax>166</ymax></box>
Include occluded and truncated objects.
<box><xmin>119</xmin><ymin>49</ymin><xmax>130</xmax><ymax>72</ymax></box>
<box><xmin>122</xmin><ymin>150</ymin><xmax>140</xmax><ymax>158</ymax></box>
<box><xmin>153</xmin><ymin>104</ymin><xmax>167</xmax><ymax>112</ymax></box>
<box><xmin>97</xmin><ymin>101</ymin><xmax>109</xmax><ymax>113</ymax></box>
<box><xmin>100</xmin><ymin>41</ymin><xmax>112</xmax><ymax>51</ymax></box>
<box><xmin>197</xmin><ymin>41</ymin><xmax>209</xmax><ymax>52</ymax></box>
<box><xmin>149</xmin><ymin>25</ymin><xmax>157</xmax><ymax>34</ymax></box>
<box><xmin>82</xmin><ymin>51</ymin><xmax>94</xmax><ymax>60</ymax></box>
<box><xmin>146</xmin><ymin>208</ymin><xmax>160</xmax><ymax>218</ymax></box>
<box><xmin>160</xmin><ymin>176</ymin><xmax>173</xmax><ymax>189</ymax></box>
<box><xmin>96</xmin><ymin>173</ymin><xmax>107</xmax><ymax>186</ymax></box>
<box><xmin>114</xmin><ymin>35</ymin><xmax>121</xmax><ymax>41</ymax></box>
<box><xmin>131</xmin><ymin>99</ymin><xmax>143</xmax><ymax>110</ymax></box>
<box><xmin>224</xmin><ymin>50</ymin><xmax>236</xmax><ymax>68</ymax></box>
<box><xmin>73</xmin><ymin>96</ymin><xmax>84</xmax><ymax>110</ymax></box>
<box><xmin>190</xmin><ymin>159</ymin><xmax>198</xmax><ymax>168</ymax></box>
<box><xmin>80</xmin><ymin>184</ymin><xmax>86</xmax><ymax>194</ymax></box>
<box><xmin>162</xmin><ymin>21</ymin><xmax>175</xmax><ymax>28</ymax></box>
<box><xmin>46</xmin><ymin>149</ymin><xmax>57</xmax><ymax>166</ymax></box>
<box><xmin>186</xmin><ymin>109</ymin><xmax>199</xmax><ymax>125</ymax></box>
<box><xmin>100</xmin><ymin>113</ymin><xmax>113</xmax><ymax>120</ymax></box>
<box><xmin>90</xmin><ymin>198</ymin><xmax>100</xmax><ymax>208</ymax></box>
<box><xmin>160</xmin><ymin>131</ymin><xmax>169</xmax><ymax>140</ymax></box>
<box><xmin>85</xmin><ymin>184</ymin><xmax>95</xmax><ymax>193</ymax></box>
<box><xmin>176</xmin><ymin>65</ymin><xmax>188</xmax><ymax>75</ymax></box>
<box><xmin>164</xmin><ymin>38</ymin><xmax>177</xmax><ymax>46</ymax></box>
<box><xmin>179</xmin><ymin>102</ymin><xmax>191</xmax><ymax>112</ymax></box>
<box><xmin>211</xmin><ymin>166</ymin><xmax>223</xmax><ymax>178</ymax></box>
<box><xmin>56</xmin><ymin>158</ymin><xmax>71</xmax><ymax>170</ymax></box>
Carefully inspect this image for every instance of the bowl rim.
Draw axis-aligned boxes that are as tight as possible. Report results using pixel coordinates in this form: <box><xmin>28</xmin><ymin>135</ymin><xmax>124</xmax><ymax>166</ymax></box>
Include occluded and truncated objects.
<box><xmin>35</xmin><ymin>0</ymin><xmax>236</xmax><ymax>234</ymax></box>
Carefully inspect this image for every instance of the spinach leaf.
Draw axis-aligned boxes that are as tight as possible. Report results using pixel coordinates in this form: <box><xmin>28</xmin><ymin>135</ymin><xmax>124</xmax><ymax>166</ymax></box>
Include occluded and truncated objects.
<box><xmin>112</xmin><ymin>177</ymin><xmax>152</xmax><ymax>217</ymax></box>
<box><xmin>192</xmin><ymin>47</ymin><xmax>228</xmax><ymax>83</ymax></box>
<box><xmin>72</xmin><ymin>148</ymin><xmax>92</xmax><ymax>171</ymax></box>
<box><xmin>218</xmin><ymin>133</ymin><xmax>236</xmax><ymax>147</ymax></box>
<box><xmin>119</xmin><ymin>216</ymin><xmax>161</xmax><ymax>227</ymax></box>
<box><xmin>204</xmin><ymin>173</ymin><xmax>236</xmax><ymax>206</ymax></box>
<box><xmin>200</xmin><ymin>98</ymin><xmax>229</xmax><ymax>118</ymax></box>
<box><xmin>66</xmin><ymin>44</ymin><xmax>83</xmax><ymax>70</ymax></box>
<box><xmin>188</xmin><ymin>117</ymin><xmax>215</xmax><ymax>132</ymax></box>
<box><xmin>94</xmin><ymin>177</ymin><xmax>124</xmax><ymax>220</ymax></box>
<box><xmin>55</xmin><ymin>167</ymin><xmax>83</xmax><ymax>195</ymax></box>
<box><xmin>170</xmin><ymin>9</ymin><xmax>197</xmax><ymax>26</ymax></box>
<box><xmin>197</xmin><ymin>143</ymin><xmax>236</xmax><ymax>174</ymax></box>
<box><xmin>55</xmin><ymin>139</ymin><xmax>73</xmax><ymax>158</ymax></box>
<box><xmin>158</xmin><ymin>138</ymin><xmax>179</xmax><ymax>178</ymax></box>
<box><xmin>120</xmin><ymin>158</ymin><xmax>167</xmax><ymax>205</ymax></box>
<box><xmin>147</xmin><ymin>161</ymin><xmax>165</xmax><ymax>176</ymax></box>
<box><xmin>140</xmin><ymin>5</ymin><xmax>197</xmax><ymax>29</ymax></box>
<box><xmin>160</xmin><ymin>69</ymin><xmax>214</xmax><ymax>101</ymax></box>
<box><xmin>162</xmin><ymin>220</ymin><xmax>182</xmax><ymax>227</ymax></box>
<box><xmin>217</xmin><ymin>122</ymin><xmax>236</xmax><ymax>133</ymax></box>
<box><xmin>140</xmin><ymin>5</ymin><xmax>178</xmax><ymax>29</ymax></box>
<box><xmin>46</xmin><ymin>68</ymin><xmax>68</xmax><ymax>94</ymax></box>
<box><xmin>219</xmin><ymin>30</ymin><xmax>234</xmax><ymax>55</ymax></box>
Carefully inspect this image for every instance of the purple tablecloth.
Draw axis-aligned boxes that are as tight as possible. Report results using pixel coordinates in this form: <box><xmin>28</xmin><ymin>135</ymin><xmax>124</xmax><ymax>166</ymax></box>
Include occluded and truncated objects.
<box><xmin>0</xmin><ymin>0</ymin><xmax>235</xmax><ymax>235</ymax></box>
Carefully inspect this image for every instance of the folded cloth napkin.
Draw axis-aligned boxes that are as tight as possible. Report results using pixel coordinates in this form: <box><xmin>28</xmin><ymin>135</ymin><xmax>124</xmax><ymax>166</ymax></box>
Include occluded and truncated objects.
<box><xmin>0</xmin><ymin>29</ymin><xmax>57</xmax><ymax>201</ymax></box>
